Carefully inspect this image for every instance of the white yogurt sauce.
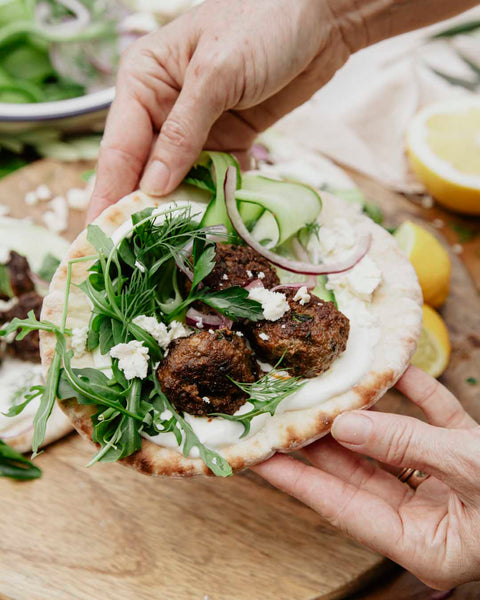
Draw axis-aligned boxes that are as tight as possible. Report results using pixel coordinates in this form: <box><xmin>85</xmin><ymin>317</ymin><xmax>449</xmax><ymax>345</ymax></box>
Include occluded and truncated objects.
<box><xmin>0</xmin><ymin>358</ymin><xmax>44</xmax><ymax>439</ymax></box>
<box><xmin>103</xmin><ymin>194</ymin><xmax>381</xmax><ymax>455</ymax></box>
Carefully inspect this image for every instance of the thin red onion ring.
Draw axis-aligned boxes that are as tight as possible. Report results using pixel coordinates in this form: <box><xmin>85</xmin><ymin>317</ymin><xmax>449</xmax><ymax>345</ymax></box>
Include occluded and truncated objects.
<box><xmin>244</xmin><ymin>279</ymin><xmax>264</xmax><ymax>291</ymax></box>
<box><xmin>224</xmin><ymin>166</ymin><xmax>371</xmax><ymax>275</ymax></box>
<box><xmin>186</xmin><ymin>308</ymin><xmax>232</xmax><ymax>330</ymax></box>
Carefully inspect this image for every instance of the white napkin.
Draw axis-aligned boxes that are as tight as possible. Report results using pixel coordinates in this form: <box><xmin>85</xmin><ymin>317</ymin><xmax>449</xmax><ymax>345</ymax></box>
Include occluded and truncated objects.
<box><xmin>275</xmin><ymin>7</ymin><xmax>480</xmax><ymax>193</ymax></box>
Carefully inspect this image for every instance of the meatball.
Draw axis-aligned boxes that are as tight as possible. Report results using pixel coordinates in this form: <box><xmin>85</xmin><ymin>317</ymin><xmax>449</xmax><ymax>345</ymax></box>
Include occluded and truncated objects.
<box><xmin>201</xmin><ymin>243</ymin><xmax>280</xmax><ymax>291</ymax></box>
<box><xmin>157</xmin><ymin>329</ymin><xmax>259</xmax><ymax>416</ymax></box>
<box><xmin>246</xmin><ymin>289</ymin><xmax>350</xmax><ymax>378</ymax></box>
<box><xmin>0</xmin><ymin>291</ymin><xmax>43</xmax><ymax>362</ymax></box>
<box><xmin>0</xmin><ymin>251</ymin><xmax>35</xmax><ymax>300</ymax></box>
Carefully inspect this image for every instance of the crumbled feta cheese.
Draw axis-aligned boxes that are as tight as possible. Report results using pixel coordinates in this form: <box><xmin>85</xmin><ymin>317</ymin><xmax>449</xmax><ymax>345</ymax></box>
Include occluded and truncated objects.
<box><xmin>71</xmin><ymin>326</ymin><xmax>88</xmax><ymax>358</ymax></box>
<box><xmin>36</xmin><ymin>184</ymin><xmax>52</xmax><ymax>201</ymax></box>
<box><xmin>293</xmin><ymin>286</ymin><xmax>311</xmax><ymax>306</ymax></box>
<box><xmin>24</xmin><ymin>191</ymin><xmax>38</xmax><ymax>206</ymax></box>
<box><xmin>246</xmin><ymin>270</ymin><xmax>253</xmax><ymax>279</ymax></box>
<box><xmin>169</xmin><ymin>320</ymin><xmax>192</xmax><ymax>341</ymax></box>
<box><xmin>0</xmin><ymin>204</ymin><xmax>9</xmax><ymax>216</ymax></box>
<box><xmin>132</xmin><ymin>315</ymin><xmax>170</xmax><ymax>348</ymax></box>
<box><xmin>202</xmin><ymin>396</ymin><xmax>211</xmax><ymax>404</ymax></box>
<box><xmin>257</xmin><ymin>271</ymin><xmax>265</xmax><ymax>280</ymax></box>
<box><xmin>235</xmin><ymin>331</ymin><xmax>244</xmax><ymax>337</ymax></box>
<box><xmin>222</xmin><ymin>273</ymin><xmax>229</xmax><ymax>281</ymax></box>
<box><xmin>43</xmin><ymin>196</ymin><xmax>68</xmax><ymax>233</ymax></box>
<box><xmin>329</xmin><ymin>256</ymin><xmax>382</xmax><ymax>302</ymax></box>
<box><xmin>208</xmin><ymin>329</ymin><xmax>215</xmax><ymax>334</ymax></box>
<box><xmin>109</xmin><ymin>340</ymin><xmax>149</xmax><ymax>380</ymax></box>
<box><xmin>248</xmin><ymin>287</ymin><xmax>290</xmax><ymax>321</ymax></box>
<box><xmin>67</xmin><ymin>187</ymin><xmax>90</xmax><ymax>210</ymax></box>
<box><xmin>160</xmin><ymin>409</ymin><xmax>173</xmax><ymax>421</ymax></box>
<box><xmin>196</xmin><ymin>317</ymin><xmax>204</xmax><ymax>329</ymax></box>
<box><xmin>281</xmin><ymin>324</ymin><xmax>286</xmax><ymax>329</ymax></box>
<box><xmin>259</xmin><ymin>332</ymin><xmax>270</xmax><ymax>341</ymax></box>
<box><xmin>316</xmin><ymin>219</ymin><xmax>356</xmax><ymax>258</ymax></box>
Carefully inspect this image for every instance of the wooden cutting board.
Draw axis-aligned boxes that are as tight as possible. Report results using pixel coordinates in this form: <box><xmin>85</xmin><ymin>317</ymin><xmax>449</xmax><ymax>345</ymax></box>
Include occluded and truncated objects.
<box><xmin>0</xmin><ymin>160</ymin><xmax>479</xmax><ymax>600</ymax></box>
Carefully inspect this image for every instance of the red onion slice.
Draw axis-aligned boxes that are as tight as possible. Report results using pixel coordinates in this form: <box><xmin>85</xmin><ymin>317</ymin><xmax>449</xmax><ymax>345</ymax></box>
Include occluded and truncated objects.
<box><xmin>244</xmin><ymin>279</ymin><xmax>264</xmax><ymax>291</ymax></box>
<box><xmin>186</xmin><ymin>308</ymin><xmax>232</xmax><ymax>330</ymax></box>
<box><xmin>224</xmin><ymin>166</ymin><xmax>371</xmax><ymax>276</ymax></box>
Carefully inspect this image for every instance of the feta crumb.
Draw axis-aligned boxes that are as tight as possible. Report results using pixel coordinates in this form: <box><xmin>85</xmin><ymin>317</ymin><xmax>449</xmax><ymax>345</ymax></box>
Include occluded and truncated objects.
<box><xmin>71</xmin><ymin>326</ymin><xmax>88</xmax><ymax>358</ymax></box>
<box><xmin>24</xmin><ymin>191</ymin><xmax>38</xmax><ymax>206</ymax></box>
<box><xmin>281</xmin><ymin>324</ymin><xmax>286</xmax><ymax>329</ymax></box>
<box><xmin>330</xmin><ymin>256</ymin><xmax>382</xmax><ymax>302</ymax></box>
<box><xmin>0</xmin><ymin>204</ymin><xmax>9</xmax><ymax>216</ymax></box>
<box><xmin>452</xmin><ymin>244</ymin><xmax>463</xmax><ymax>255</ymax></box>
<box><xmin>208</xmin><ymin>329</ymin><xmax>215</xmax><ymax>334</ymax></box>
<box><xmin>169</xmin><ymin>320</ymin><xmax>192</xmax><ymax>341</ymax></box>
<box><xmin>235</xmin><ymin>331</ymin><xmax>244</xmax><ymax>337</ymax></box>
<box><xmin>257</xmin><ymin>271</ymin><xmax>265</xmax><ymax>280</ymax></box>
<box><xmin>222</xmin><ymin>273</ymin><xmax>229</xmax><ymax>281</ymax></box>
<box><xmin>36</xmin><ymin>184</ymin><xmax>52</xmax><ymax>201</ymax></box>
<box><xmin>246</xmin><ymin>269</ymin><xmax>253</xmax><ymax>278</ymax></box>
<box><xmin>133</xmin><ymin>315</ymin><xmax>170</xmax><ymax>348</ymax></box>
<box><xmin>67</xmin><ymin>187</ymin><xmax>90</xmax><ymax>210</ymax></box>
<box><xmin>196</xmin><ymin>317</ymin><xmax>204</xmax><ymax>329</ymax></box>
<box><xmin>160</xmin><ymin>409</ymin><xmax>173</xmax><ymax>421</ymax></box>
<box><xmin>109</xmin><ymin>340</ymin><xmax>149</xmax><ymax>380</ymax></box>
<box><xmin>212</xmin><ymin>457</ymin><xmax>218</xmax><ymax>465</ymax></box>
<box><xmin>293</xmin><ymin>286</ymin><xmax>311</xmax><ymax>306</ymax></box>
<box><xmin>259</xmin><ymin>332</ymin><xmax>270</xmax><ymax>341</ymax></box>
<box><xmin>43</xmin><ymin>196</ymin><xmax>68</xmax><ymax>233</ymax></box>
<box><xmin>202</xmin><ymin>396</ymin><xmax>211</xmax><ymax>404</ymax></box>
<box><xmin>248</xmin><ymin>287</ymin><xmax>290</xmax><ymax>321</ymax></box>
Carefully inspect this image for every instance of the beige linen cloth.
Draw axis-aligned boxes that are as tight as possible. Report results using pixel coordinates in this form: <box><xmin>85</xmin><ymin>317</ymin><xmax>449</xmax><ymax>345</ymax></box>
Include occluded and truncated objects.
<box><xmin>275</xmin><ymin>7</ymin><xmax>480</xmax><ymax>194</ymax></box>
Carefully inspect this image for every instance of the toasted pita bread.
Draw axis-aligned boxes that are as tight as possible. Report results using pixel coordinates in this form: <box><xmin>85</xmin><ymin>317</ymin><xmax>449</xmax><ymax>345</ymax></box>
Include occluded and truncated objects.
<box><xmin>40</xmin><ymin>182</ymin><xmax>422</xmax><ymax>477</ymax></box>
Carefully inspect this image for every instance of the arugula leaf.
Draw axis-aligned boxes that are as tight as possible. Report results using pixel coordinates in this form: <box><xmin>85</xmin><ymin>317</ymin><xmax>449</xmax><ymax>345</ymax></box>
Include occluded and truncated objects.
<box><xmin>2</xmin><ymin>384</ymin><xmax>44</xmax><ymax>417</ymax></box>
<box><xmin>31</xmin><ymin>333</ymin><xmax>65</xmax><ymax>457</ymax></box>
<box><xmin>0</xmin><ymin>310</ymin><xmax>71</xmax><ymax>340</ymax></box>
<box><xmin>0</xmin><ymin>440</ymin><xmax>41</xmax><ymax>480</ymax></box>
<box><xmin>198</xmin><ymin>287</ymin><xmax>264</xmax><ymax>321</ymax></box>
<box><xmin>37</xmin><ymin>252</ymin><xmax>61</xmax><ymax>282</ymax></box>
<box><xmin>87</xmin><ymin>224</ymin><xmax>114</xmax><ymax>256</ymax></box>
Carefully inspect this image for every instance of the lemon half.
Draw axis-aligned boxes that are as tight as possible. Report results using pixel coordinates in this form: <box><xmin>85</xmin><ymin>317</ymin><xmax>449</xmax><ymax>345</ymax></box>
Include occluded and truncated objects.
<box><xmin>411</xmin><ymin>305</ymin><xmax>451</xmax><ymax>378</ymax></box>
<box><xmin>394</xmin><ymin>221</ymin><xmax>451</xmax><ymax>307</ymax></box>
<box><xmin>407</xmin><ymin>97</ymin><xmax>480</xmax><ymax>215</ymax></box>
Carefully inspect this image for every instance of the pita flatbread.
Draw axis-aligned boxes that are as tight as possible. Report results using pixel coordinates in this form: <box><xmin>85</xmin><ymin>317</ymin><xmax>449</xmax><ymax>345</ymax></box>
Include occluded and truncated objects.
<box><xmin>40</xmin><ymin>180</ymin><xmax>422</xmax><ymax>476</ymax></box>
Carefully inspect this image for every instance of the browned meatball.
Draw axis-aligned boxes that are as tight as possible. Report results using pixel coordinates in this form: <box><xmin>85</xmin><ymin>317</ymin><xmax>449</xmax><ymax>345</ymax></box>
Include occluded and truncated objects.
<box><xmin>0</xmin><ymin>251</ymin><xmax>35</xmax><ymax>300</ymax></box>
<box><xmin>201</xmin><ymin>243</ymin><xmax>280</xmax><ymax>291</ymax></box>
<box><xmin>157</xmin><ymin>329</ymin><xmax>259</xmax><ymax>416</ymax></box>
<box><xmin>246</xmin><ymin>289</ymin><xmax>350</xmax><ymax>378</ymax></box>
<box><xmin>0</xmin><ymin>291</ymin><xmax>43</xmax><ymax>362</ymax></box>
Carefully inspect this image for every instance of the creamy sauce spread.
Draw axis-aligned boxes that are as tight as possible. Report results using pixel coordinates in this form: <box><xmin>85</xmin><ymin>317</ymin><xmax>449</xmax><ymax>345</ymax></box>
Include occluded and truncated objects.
<box><xmin>0</xmin><ymin>359</ymin><xmax>43</xmax><ymax>439</ymax></box>
<box><xmin>98</xmin><ymin>185</ymin><xmax>382</xmax><ymax>455</ymax></box>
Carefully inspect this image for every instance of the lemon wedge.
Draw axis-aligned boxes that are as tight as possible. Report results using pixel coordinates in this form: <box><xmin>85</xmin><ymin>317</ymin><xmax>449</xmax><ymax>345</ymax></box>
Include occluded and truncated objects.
<box><xmin>406</xmin><ymin>97</ymin><xmax>480</xmax><ymax>215</ymax></box>
<box><xmin>394</xmin><ymin>221</ymin><xmax>451</xmax><ymax>307</ymax></box>
<box><xmin>411</xmin><ymin>305</ymin><xmax>451</xmax><ymax>378</ymax></box>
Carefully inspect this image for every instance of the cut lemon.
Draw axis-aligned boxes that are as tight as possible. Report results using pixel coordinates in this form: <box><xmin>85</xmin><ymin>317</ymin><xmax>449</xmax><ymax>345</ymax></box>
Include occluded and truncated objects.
<box><xmin>394</xmin><ymin>221</ymin><xmax>451</xmax><ymax>307</ymax></box>
<box><xmin>411</xmin><ymin>305</ymin><xmax>451</xmax><ymax>378</ymax></box>
<box><xmin>406</xmin><ymin>97</ymin><xmax>480</xmax><ymax>215</ymax></box>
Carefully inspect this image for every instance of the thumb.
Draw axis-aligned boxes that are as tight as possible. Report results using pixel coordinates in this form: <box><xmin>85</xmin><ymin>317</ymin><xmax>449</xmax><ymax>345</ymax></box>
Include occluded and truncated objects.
<box><xmin>331</xmin><ymin>410</ymin><xmax>478</xmax><ymax>499</ymax></box>
<box><xmin>140</xmin><ymin>69</ymin><xmax>224</xmax><ymax>196</ymax></box>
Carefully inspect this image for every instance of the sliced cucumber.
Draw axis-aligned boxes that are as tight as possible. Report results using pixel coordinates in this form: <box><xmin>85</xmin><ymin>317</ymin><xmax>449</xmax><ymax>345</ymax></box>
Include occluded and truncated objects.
<box><xmin>200</xmin><ymin>152</ymin><xmax>241</xmax><ymax>234</ymax></box>
<box><xmin>313</xmin><ymin>275</ymin><xmax>335</xmax><ymax>303</ymax></box>
<box><xmin>235</xmin><ymin>173</ymin><xmax>322</xmax><ymax>246</ymax></box>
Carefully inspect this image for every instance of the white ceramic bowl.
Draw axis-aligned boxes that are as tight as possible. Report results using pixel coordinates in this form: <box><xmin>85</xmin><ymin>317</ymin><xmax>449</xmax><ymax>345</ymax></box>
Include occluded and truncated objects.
<box><xmin>0</xmin><ymin>87</ymin><xmax>115</xmax><ymax>134</ymax></box>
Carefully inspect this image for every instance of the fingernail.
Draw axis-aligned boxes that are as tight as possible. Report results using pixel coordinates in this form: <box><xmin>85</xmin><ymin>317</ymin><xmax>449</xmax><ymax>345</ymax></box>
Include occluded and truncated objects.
<box><xmin>140</xmin><ymin>160</ymin><xmax>170</xmax><ymax>195</ymax></box>
<box><xmin>332</xmin><ymin>413</ymin><xmax>372</xmax><ymax>445</ymax></box>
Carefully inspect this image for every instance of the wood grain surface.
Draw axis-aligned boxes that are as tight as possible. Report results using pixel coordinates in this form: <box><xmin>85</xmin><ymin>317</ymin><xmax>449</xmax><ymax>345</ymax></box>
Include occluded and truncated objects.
<box><xmin>0</xmin><ymin>160</ymin><xmax>478</xmax><ymax>600</ymax></box>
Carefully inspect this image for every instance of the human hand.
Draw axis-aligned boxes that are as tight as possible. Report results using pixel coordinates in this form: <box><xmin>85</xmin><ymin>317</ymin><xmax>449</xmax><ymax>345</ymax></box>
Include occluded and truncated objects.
<box><xmin>253</xmin><ymin>366</ymin><xmax>480</xmax><ymax>590</ymax></box>
<box><xmin>87</xmin><ymin>0</ymin><xmax>353</xmax><ymax>221</ymax></box>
